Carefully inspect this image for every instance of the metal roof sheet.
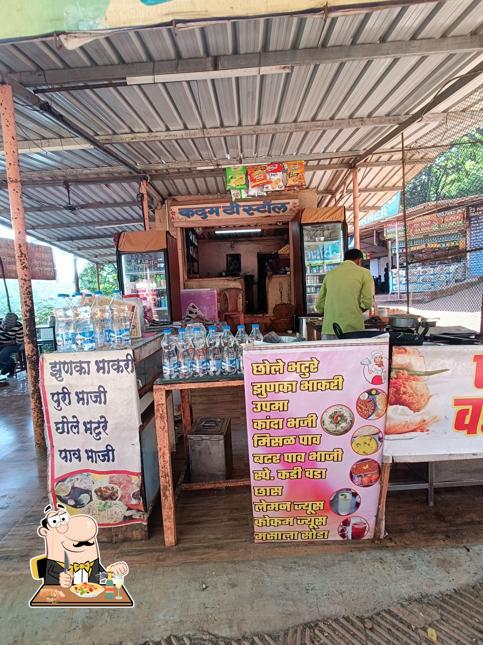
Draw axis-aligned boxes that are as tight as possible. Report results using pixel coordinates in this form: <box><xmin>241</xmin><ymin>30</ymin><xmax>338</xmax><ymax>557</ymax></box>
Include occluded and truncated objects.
<box><xmin>0</xmin><ymin>2</ymin><xmax>481</xmax><ymax>262</ymax></box>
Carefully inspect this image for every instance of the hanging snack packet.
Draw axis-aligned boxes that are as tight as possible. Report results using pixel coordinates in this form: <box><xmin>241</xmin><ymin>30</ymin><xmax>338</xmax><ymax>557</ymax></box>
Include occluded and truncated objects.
<box><xmin>285</xmin><ymin>160</ymin><xmax>305</xmax><ymax>188</ymax></box>
<box><xmin>266</xmin><ymin>162</ymin><xmax>284</xmax><ymax>191</ymax></box>
<box><xmin>247</xmin><ymin>164</ymin><xmax>269</xmax><ymax>190</ymax></box>
<box><xmin>226</xmin><ymin>166</ymin><xmax>247</xmax><ymax>192</ymax></box>
<box><xmin>230</xmin><ymin>188</ymin><xmax>248</xmax><ymax>201</ymax></box>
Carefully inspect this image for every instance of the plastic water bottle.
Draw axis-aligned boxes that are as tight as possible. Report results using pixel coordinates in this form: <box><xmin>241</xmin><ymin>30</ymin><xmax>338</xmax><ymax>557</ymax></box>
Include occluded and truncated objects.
<box><xmin>192</xmin><ymin>329</ymin><xmax>209</xmax><ymax>377</ymax></box>
<box><xmin>221</xmin><ymin>330</ymin><xmax>238</xmax><ymax>375</ymax></box>
<box><xmin>206</xmin><ymin>325</ymin><xmax>217</xmax><ymax>349</ymax></box>
<box><xmin>177</xmin><ymin>329</ymin><xmax>192</xmax><ymax>379</ymax></box>
<box><xmin>111</xmin><ymin>290</ymin><xmax>131</xmax><ymax>348</ymax></box>
<box><xmin>54</xmin><ymin>294</ymin><xmax>76</xmax><ymax>352</ymax></box>
<box><xmin>235</xmin><ymin>324</ymin><xmax>248</xmax><ymax>372</ymax></box>
<box><xmin>161</xmin><ymin>328</ymin><xmax>178</xmax><ymax>379</ymax></box>
<box><xmin>76</xmin><ymin>293</ymin><xmax>96</xmax><ymax>352</ymax></box>
<box><xmin>208</xmin><ymin>333</ymin><xmax>222</xmax><ymax>376</ymax></box>
<box><xmin>249</xmin><ymin>323</ymin><xmax>264</xmax><ymax>343</ymax></box>
<box><xmin>91</xmin><ymin>291</ymin><xmax>113</xmax><ymax>350</ymax></box>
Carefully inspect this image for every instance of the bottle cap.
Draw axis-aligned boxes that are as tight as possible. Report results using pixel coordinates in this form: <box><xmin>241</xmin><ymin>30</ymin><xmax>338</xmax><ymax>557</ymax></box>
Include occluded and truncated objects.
<box><xmin>237</xmin><ymin>324</ymin><xmax>244</xmax><ymax>329</ymax></box>
<box><xmin>94</xmin><ymin>290</ymin><xmax>103</xmax><ymax>295</ymax></box>
<box><xmin>208</xmin><ymin>326</ymin><xmax>216</xmax><ymax>331</ymax></box>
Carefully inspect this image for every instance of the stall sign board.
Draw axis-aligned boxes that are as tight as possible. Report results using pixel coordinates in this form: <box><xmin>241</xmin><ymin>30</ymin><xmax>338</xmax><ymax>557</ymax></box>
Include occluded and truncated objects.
<box><xmin>170</xmin><ymin>199</ymin><xmax>299</xmax><ymax>225</ymax></box>
<box><xmin>244</xmin><ymin>339</ymin><xmax>390</xmax><ymax>543</ymax></box>
<box><xmin>40</xmin><ymin>350</ymin><xmax>145</xmax><ymax>526</ymax></box>
<box><xmin>384</xmin><ymin>210</ymin><xmax>466</xmax><ymax>241</ymax></box>
<box><xmin>0</xmin><ymin>237</ymin><xmax>56</xmax><ymax>280</ymax></box>
<box><xmin>385</xmin><ymin>346</ymin><xmax>483</xmax><ymax>463</ymax></box>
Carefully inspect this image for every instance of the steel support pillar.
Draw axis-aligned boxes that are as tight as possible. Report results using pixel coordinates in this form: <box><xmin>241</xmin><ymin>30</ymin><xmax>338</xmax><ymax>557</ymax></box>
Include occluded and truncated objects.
<box><xmin>352</xmin><ymin>166</ymin><xmax>360</xmax><ymax>248</ymax></box>
<box><xmin>0</xmin><ymin>84</ymin><xmax>44</xmax><ymax>449</ymax></box>
<box><xmin>73</xmin><ymin>257</ymin><xmax>80</xmax><ymax>293</ymax></box>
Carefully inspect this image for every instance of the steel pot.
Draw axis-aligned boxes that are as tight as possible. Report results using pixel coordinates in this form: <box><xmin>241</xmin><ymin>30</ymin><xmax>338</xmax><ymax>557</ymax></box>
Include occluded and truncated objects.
<box><xmin>388</xmin><ymin>313</ymin><xmax>424</xmax><ymax>330</ymax></box>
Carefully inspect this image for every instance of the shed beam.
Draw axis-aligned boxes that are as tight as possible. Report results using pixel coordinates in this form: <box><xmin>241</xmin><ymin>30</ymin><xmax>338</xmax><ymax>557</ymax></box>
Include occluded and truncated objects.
<box><xmin>359</xmin><ymin>186</ymin><xmax>404</xmax><ymax>193</ymax></box>
<box><xmin>0</xmin><ymin>159</ymin><xmax>434</xmax><ymax>187</ymax></box>
<box><xmin>4</xmin><ymin>112</ymin><xmax>456</xmax><ymax>154</ymax></box>
<box><xmin>9</xmin><ymin>34</ymin><xmax>483</xmax><ymax>88</ymax></box>
<box><xmin>27</xmin><ymin>219</ymin><xmax>143</xmax><ymax>231</ymax></box>
<box><xmin>68</xmin><ymin>244</ymin><xmax>118</xmax><ymax>251</ymax></box>
<box><xmin>54</xmin><ymin>232</ymin><xmax>116</xmax><ymax>242</ymax></box>
<box><xmin>0</xmin><ymin>200</ymin><xmax>138</xmax><ymax>217</ymax></box>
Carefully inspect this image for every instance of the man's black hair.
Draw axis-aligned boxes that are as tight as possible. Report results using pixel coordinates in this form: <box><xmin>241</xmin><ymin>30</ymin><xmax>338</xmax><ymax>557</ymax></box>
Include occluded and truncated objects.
<box><xmin>344</xmin><ymin>248</ymin><xmax>364</xmax><ymax>262</ymax></box>
<box><xmin>40</xmin><ymin>503</ymin><xmax>65</xmax><ymax>529</ymax></box>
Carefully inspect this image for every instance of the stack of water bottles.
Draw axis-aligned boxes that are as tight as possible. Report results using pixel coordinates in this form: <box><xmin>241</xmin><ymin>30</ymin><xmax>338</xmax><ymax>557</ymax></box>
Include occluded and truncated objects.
<box><xmin>53</xmin><ymin>290</ymin><xmax>132</xmax><ymax>352</ymax></box>
<box><xmin>161</xmin><ymin>322</ymin><xmax>263</xmax><ymax>380</ymax></box>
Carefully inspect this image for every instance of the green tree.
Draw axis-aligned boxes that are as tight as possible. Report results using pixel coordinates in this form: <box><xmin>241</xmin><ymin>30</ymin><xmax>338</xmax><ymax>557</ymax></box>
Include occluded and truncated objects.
<box><xmin>406</xmin><ymin>132</ymin><xmax>483</xmax><ymax>208</ymax></box>
<box><xmin>79</xmin><ymin>262</ymin><xmax>119</xmax><ymax>296</ymax></box>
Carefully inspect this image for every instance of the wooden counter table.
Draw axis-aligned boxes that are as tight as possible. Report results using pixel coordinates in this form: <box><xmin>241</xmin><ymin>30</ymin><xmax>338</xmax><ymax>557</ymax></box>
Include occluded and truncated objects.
<box><xmin>153</xmin><ymin>374</ymin><xmax>246</xmax><ymax>547</ymax></box>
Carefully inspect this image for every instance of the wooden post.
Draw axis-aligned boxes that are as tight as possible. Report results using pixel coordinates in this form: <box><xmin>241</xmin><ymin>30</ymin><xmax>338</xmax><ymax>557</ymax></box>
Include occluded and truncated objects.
<box><xmin>0</xmin><ymin>83</ymin><xmax>45</xmax><ymax>450</ymax></box>
<box><xmin>375</xmin><ymin>461</ymin><xmax>391</xmax><ymax>541</ymax></box>
<box><xmin>153</xmin><ymin>385</ymin><xmax>176</xmax><ymax>547</ymax></box>
<box><xmin>180</xmin><ymin>389</ymin><xmax>192</xmax><ymax>457</ymax></box>
<box><xmin>176</xmin><ymin>227</ymin><xmax>187</xmax><ymax>288</ymax></box>
<box><xmin>95</xmin><ymin>263</ymin><xmax>101</xmax><ymax>291</ymax></box>
<box><xmin>352</xmin><ymin>166</ymin><xmax>360</xmax><ymax>248</ymax></box>
<box><xmin>140</xmin><ymin>179</ymin><xmax>150</xmax><ymax>231</ymax></box>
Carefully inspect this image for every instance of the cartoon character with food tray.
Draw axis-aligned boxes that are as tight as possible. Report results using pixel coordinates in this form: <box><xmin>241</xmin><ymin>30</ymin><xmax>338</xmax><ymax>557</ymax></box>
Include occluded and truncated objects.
<box><xmin>29</xmin><ymin>504</ymin><xmax>133</xmax><ymax>607</ymax></box>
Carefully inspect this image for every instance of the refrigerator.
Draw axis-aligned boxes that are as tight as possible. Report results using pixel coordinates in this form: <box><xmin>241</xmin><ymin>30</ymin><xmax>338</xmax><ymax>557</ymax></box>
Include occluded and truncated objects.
<box><xmin>116</xmin><ymin>230</ymin><xmax>181</xmax><ymax>322</ymax></box>
<box><xmin>301</xmin><ymin>220</ymin><xmax>347</xmax><ymax>315</ymax></box>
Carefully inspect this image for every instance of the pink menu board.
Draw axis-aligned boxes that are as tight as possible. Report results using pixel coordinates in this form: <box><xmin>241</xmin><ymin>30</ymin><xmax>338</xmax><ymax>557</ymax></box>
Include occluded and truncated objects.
<box><xmin>243</xmin><ymin>338</ymin><xmax>389</xmax><ymax>543</ymax></box>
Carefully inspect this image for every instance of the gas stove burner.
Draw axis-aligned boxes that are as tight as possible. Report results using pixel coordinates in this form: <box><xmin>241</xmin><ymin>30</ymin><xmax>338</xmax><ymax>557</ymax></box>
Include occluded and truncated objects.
<box><xmin>387</xmin><ymin>322</ymin><xmax>429</xmax><ymax>346</ymax></box>
<box><xmin>388</xmin><ymin>329</ymin><xmax>426</xmax><ymax>346</ymax></box>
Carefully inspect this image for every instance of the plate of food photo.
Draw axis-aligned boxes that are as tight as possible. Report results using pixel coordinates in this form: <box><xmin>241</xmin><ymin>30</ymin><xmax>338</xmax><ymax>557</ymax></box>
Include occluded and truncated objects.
<box><xmin>70</xmin><ymin>582</ymin><xmax>104</xmax><ymax>598</ymax></box>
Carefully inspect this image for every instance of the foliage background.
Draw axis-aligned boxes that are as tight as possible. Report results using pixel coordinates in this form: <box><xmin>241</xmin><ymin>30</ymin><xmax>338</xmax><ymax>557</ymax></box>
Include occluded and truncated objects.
<box><xmin>406</xmin><ymin>133</ymin><xmax>483</xmax><ymax>208</ymax></box>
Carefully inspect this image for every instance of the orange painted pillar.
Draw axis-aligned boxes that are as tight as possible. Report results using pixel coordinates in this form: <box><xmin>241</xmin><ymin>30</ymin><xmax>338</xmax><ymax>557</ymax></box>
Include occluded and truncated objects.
<box><xmin>352</xmin><ymin>166</ymin><xmax>360</xmax><ymax>249</ymax></box>
<box><xmin>140</xmin><ymin>179</ymin><xmax>150</xmax><ymax>230</ymax></box>
<box><xmin>0</xmin><ymin>84</ymin><xmax>44</xmax><ymax>450</ymax></box>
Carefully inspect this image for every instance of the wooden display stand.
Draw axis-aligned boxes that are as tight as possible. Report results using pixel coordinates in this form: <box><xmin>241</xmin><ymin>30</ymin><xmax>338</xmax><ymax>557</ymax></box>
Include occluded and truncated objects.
<box><xmin>153</xmin><ymin>376</ymin><xmax>245</xmax><ymax>548</ymax></box>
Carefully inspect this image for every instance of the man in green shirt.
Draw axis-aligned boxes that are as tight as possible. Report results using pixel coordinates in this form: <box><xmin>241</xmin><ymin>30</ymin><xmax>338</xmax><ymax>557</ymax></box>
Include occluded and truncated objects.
<box><xmin>315</xmin><ymin>249</ymin><xmax>374</xmax><ymax>337</ymax></box>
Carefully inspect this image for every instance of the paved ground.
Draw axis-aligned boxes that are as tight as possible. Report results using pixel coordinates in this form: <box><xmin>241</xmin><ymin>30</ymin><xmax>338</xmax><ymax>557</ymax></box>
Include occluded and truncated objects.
<box><xmin>3</xmin><ymin>378</ymin><xmax>483</xmax><ymax>644</ymax></box>
<box><xmin>134</xmin><ymin>579</ymin><xmax>483</xmax><ymax>644</ymax></box>
<box><xmin>4</xmin><ymin>544</ymin><xmax>483</xmax><ymax>643</ymax></box>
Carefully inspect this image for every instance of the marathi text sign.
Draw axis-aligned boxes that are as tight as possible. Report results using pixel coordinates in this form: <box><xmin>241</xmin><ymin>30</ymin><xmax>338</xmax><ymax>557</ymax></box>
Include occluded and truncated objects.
<box><xmin>385</xmin><ymin>346</ymin><xmax>483</xmax><ymax>462</ymax></box>
<box><xmin>40</xmin><ymin>350</ymin><xmax>144</xmax><ymax>527</ymax></box>
<box><xmin>384</xmin><ymin>210</ymin><xmax>466</xmax><ymax>240</ymax></box>
<box><xmin>244</xmin><ymin>339</ymin><xmax>390</xmax><ymax>543</ymax></box>
<box><xmin>0</xmin><ymin>238</ymin><xmax>56</xmax><ymax>280</ymax></box>
<box><xmin>170</xmin><ymin>199</ymin><xmax>299</xmax><ymax>225</ymax></box>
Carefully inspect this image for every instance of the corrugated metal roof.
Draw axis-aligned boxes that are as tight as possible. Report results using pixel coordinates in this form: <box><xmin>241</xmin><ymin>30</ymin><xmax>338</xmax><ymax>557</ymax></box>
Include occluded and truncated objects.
<box><xmin>0</xmin><ymin>1</ymin><xmax>482</xmax><ymax>262</ymax></box>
